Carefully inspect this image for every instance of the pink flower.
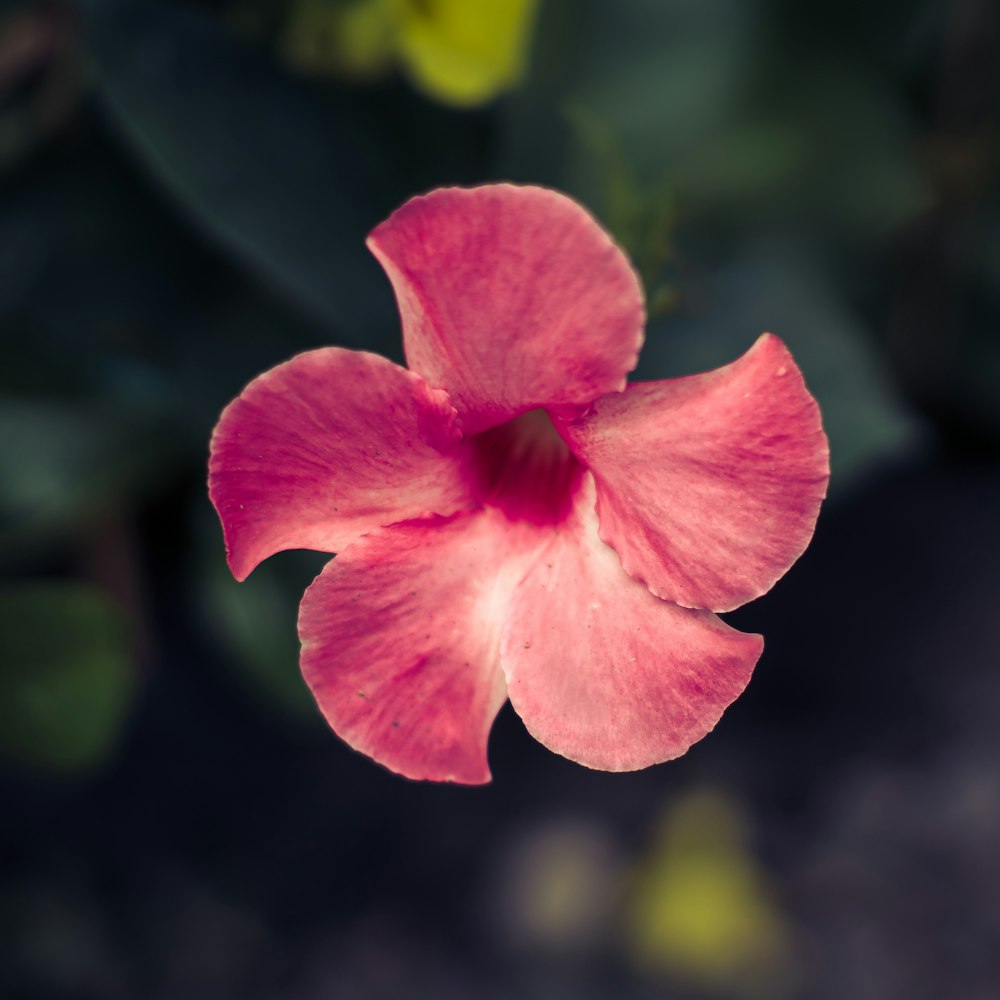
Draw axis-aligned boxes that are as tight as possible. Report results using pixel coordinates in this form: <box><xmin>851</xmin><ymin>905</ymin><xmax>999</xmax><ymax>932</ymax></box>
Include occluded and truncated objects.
<box><xmin>209</xmin><ymin>184</ymin><xmax>829</xmax><ymax>784</ymax></box>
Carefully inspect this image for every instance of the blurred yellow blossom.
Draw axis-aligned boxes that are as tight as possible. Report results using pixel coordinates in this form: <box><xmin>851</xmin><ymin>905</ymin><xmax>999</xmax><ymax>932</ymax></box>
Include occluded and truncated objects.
<box><xmin>280</xmin><ymin>0</ymin><xmax>538</xmax><ymax>106</ymax></box>
<box><xmin>628</xmin><ymin>788</ymin><xmax>793</xmax><ymax>994</ymax></box>
<box><xmin>395</xmin><ymin>0</ymin><xmax>537</xmax><ymax>106</ymax></box>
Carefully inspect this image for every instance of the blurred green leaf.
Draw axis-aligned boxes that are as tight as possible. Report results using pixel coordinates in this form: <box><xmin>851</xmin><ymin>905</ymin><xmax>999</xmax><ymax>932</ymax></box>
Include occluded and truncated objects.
<box><xmin>668</xmin><ymin>118</ymin><xmax>807</xmax><ymax>217</ymax></box>
<box><xmin>203</xmin><ymin>547</ymin><xmax>322</xmax><ymax>725</ymax></box>
<box><xmin>566</xmin><ymin>0</ymin><xmax>754</xmax><ymax>182</ymax></box>
<box><xmin>281</xmin><ymin>0</ymin><xmax>399</xmax><ymax>80</ymax></box>
<box><xmin>562</xmin><ymin>104</ymin><xmax>645</xmax><ymax>247</ymax></box>
<box><xmin>546</xmin><ymin>4</ymin><xmax>928</xmax><ymax>256</ymax></box>
<box><xmin>84</xmin><ymin>0</ymin><xmax>410</xmax><ymax>343</ymax></box>
<box><xmin>0</xmin><ymin>582</ymin><xmax>135</xmax><ymax>775</ymax></box>
<box><xmin>0</xmin><ymin>400</ymin><xmax>175</xmax><ymax>560</ymax></box>
<box><xmin>0</xmin><ymin>126</ymin><xmax>334</xmax><ymax>427</ymax></box>
<box><xmin>637</xmin><ymin>242</ymin><xmax>924</xmax><ymax>491</ymax></box>
<box><xmin>781</xmin><ymin>64</ymin><xmax>929</xmax><ymax>240</ymax></box>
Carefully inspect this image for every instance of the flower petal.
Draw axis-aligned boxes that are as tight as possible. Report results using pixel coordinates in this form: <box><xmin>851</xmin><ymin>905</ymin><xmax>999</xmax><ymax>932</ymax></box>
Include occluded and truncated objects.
<box><xmin>501</xmin><ymin>478</ymin><xmax>763</xmax><ymax>771</ymax></box>
<box><xmin>209</xmin><ymin>348</ymin><xmax>474</xmax><ymax>581</ymax></box>
<box><xmin>557</xmin><ymin>334</ymin><xmax>829</xmax><ymax>613</ymax></box>
<box><xmin>367</xmin><ymin>184</ymin><xmax>645</xmax><ymax>434</ymax></box>
<box><xmin>298</xmin><ymin>510</ymin><xmax>544</xmax><ymax>783</ymax></box>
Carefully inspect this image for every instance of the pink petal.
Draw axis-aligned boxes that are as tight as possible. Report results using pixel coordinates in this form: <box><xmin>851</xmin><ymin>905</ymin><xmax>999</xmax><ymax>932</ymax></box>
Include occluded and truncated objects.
<box><xmin>557</xmin><ymin>334</ymin><xmax>830</xmax><ymax>613</ymax></box>
<box><xmin>209</xmin><ymin>348</ymin><xmax>475</xmax><ymax>581</ymax></box>
<box><xmin>367</xmin><ymin>184</ymin><xmax>645</xmax><ymax>434</ymax></box>
<box><xmin>298</xmin><ymin>510</ymin><xmax>545</xmax><ymax>784</ymax></box>
<box><xmin>501</xmin><ymin>477</ymin><xmax>763</xmax><ymax>771</ymax></box>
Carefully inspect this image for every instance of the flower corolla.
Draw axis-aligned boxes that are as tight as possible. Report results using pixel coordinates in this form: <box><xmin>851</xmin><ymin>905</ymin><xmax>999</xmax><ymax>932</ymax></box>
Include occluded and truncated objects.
<box><xmin>209</xmin><ymin>184</ymin><xmax>829</xmax><ymax>783</ymax></box>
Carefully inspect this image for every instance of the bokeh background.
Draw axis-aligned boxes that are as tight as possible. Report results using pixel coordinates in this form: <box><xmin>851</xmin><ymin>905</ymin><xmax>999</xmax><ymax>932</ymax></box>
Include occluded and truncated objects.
<box><xmin>2</xmin><ymin>1</ymin><xmax>999</xmax><ymax>997</ymax></box>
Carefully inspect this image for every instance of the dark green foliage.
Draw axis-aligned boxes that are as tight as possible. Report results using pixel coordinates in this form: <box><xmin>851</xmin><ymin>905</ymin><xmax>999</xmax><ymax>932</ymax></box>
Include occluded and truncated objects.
<box><xmin>0</xmin><ymin>583</ymin><xmax>135</xmax><ymax>774</ymax></box>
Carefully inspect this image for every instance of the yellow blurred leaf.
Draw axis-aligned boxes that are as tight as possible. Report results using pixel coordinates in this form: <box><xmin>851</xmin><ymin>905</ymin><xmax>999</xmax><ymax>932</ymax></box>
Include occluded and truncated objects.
<box><xmin>278</xmin><ymin>0</ymin><xmax>537</xmax><ymax>105</ymax></box>
<box><xmin>628</xmin><ymin>789</ymin><xmax>792</xmax><ymax>993</ymax></box>
<box><xmin>396</xmin><ymin>0</ymin><xmax>538</xmax><ymax>106</ymax></box>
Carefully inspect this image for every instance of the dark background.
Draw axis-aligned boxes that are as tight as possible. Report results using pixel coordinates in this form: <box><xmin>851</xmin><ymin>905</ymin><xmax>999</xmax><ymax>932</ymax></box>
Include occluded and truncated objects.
<box><xmin>2</xmin><ymin>1</ymin><xmax>999</xmax><ymax>997</ymax></box>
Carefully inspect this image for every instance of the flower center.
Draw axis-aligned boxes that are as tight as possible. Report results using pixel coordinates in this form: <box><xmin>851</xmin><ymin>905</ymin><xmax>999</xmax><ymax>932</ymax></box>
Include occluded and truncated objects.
<box><xmin>469</xmin><ymin>408</ymin><xmax>584</xmax><ymax>524</ymax></box>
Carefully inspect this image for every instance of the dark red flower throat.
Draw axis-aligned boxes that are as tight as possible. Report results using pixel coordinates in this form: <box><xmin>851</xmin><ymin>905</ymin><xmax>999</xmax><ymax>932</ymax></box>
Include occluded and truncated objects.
<box><xmin>469</xmin><ymin>408</ymin><xmax>585</xmax><ymax>525</ymax></box>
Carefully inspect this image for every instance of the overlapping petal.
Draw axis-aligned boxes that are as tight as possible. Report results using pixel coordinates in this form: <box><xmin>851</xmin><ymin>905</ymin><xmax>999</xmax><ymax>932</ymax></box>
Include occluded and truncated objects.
<box><xmin>500</xmin><ymin>478</ymin><xmax>763</xmax><ymax>771</ymax></box>
<box><xmin>367</xmin><ymin>184</ymin><xmax>645</xmax><ymax>434</ymax></box>
<box><xmin>298</xmin><ymin>510</ymin><xmax>545</xmax><ymax>783</ymax></box>
<box><xmin>557</xmin><ymin>334</ymin><xmax>829</xmax><ymax>613</ymax></box>
<box><xmin>209</xmin><ymin>348</ymin><xmax>474</xmax><ymax>581</ymax></box>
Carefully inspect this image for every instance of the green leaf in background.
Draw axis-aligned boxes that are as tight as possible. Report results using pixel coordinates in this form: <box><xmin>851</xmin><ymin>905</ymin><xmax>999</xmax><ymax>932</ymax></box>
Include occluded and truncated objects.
<box><xmin>775</xmin><ymin>63</ymin><xmax>930</xmax><ymax>241</ymax></box>
<box><xmin>83</xmin><ymin>0</ymin><xmax>410</xmax><ymax>345</ymax></box>
<box><xmin>0</xmin><ymin>582</ymin><xmax>135</xmax><ymax>775</ymax></box>
<box><xmin>565</xmin><ymin>75</ymin><xmax>927</xmax><ymax>254</ymax></box>
<box><xmin>0</xmin><ymin>400</ymin><xmax>175</xmax><ymax>561</ymax></box>
<box><xmin>637</xmin><ymin>242</ymin><xmax>925</xmax><ymax>492</ymax></box>
<box><xmin>281</xmin><ymin>0</ymin><xmax>399</xmax><ymax>80</ymax></box>
<box><xmin>565</xmin><ymin>0</ymin><xmax>754</xmax><ymax>183</ymax></box>
<box><xmin>547</xmin><ymin>2</ymin><xmax>927</xmax><ymax>252</ymax></box>
<box><xmin>202</xmin><ymin>545</ymin><xmax>323</xmax><ymax>726</ymax></box>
